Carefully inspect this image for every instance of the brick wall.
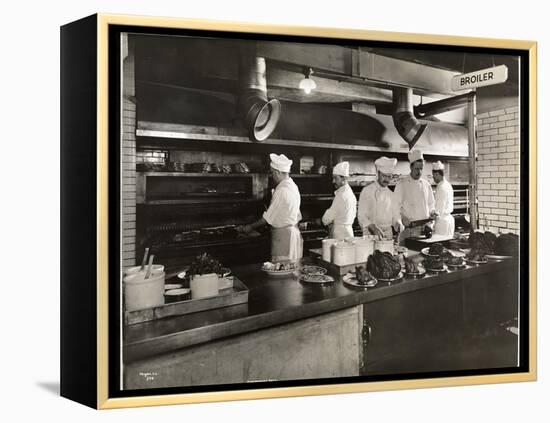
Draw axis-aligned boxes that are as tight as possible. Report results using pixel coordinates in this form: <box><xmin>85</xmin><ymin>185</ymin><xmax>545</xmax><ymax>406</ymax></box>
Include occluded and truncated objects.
<box><xmin>121</xmin><ymin>35</ymin><xmax>137</xmax><ymax>269</ymax></box>
<box><xmin>476</xmin><ymin>104</ymin><xmax>520</xmax><ymax>234</ymax></box>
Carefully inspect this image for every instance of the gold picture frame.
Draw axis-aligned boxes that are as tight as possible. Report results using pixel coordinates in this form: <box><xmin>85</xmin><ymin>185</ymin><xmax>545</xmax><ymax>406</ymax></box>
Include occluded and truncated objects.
<box><xmin>60</xmin><ymin>13</ymin><xmax>537</xmax><ymax>409</ymax></box>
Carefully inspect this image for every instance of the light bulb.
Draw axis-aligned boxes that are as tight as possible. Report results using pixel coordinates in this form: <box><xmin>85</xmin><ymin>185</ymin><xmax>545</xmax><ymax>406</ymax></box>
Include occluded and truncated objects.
<box><xmin>299</xmin><ymin>75</ymin><xmax>316</xmax><ymax>94</ymax></box>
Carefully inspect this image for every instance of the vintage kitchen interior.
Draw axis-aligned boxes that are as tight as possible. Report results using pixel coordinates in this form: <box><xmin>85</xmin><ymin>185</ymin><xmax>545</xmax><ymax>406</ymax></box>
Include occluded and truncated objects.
<box><xmin>119</xmin><ymin>32</ymin><xmax>523</xmax><ymax>390</ymax></box>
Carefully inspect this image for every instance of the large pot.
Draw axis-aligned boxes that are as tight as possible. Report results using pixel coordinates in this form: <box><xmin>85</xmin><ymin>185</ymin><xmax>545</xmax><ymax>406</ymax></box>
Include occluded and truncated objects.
<box><xmin>354</xmin><ymin>237</ymin><xmax>375</xmax><ymax>264</ymax></box>
<box><xmin>374</xmin><ymin>239</ymin><xmax>394</xmax><ymax>255</ymax></box>
<box><xmin>123</xmin><ymin>271</ymin><xmax>165</xmax><ymax>311</ymax></box>
<box><xmin>190</xmin><ymin>273</ymin><xmax>220</xmax><ymax>299</ymax></box>
<box><xmin>321</xmin><ymin>238</ymin><xmax>338</xmax><ymax>262</ymax></box>
<box><xmin>333</xmin><ymin>241</ymin><xmax>356</xmax><ymax>266</ymax></box>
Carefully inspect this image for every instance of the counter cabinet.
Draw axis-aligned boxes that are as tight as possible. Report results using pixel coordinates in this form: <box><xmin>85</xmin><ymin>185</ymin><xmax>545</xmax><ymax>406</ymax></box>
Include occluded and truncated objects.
<box><xmin>123</xmin><ymin>258</ymin><xmax>519</xmax><ymax>389</ymax></box>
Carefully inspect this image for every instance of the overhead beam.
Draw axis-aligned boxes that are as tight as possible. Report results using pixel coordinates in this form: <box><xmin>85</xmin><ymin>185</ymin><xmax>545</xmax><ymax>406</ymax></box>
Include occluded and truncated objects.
<box><xmin>267</xmin><ymin>68</ymin><xmax>392</xmax><ymax>103</ymax></box>
<box><xmin>414</xmin><ymin>93</ymin><xmax>471</xmax><ymax>118</ymax></box>
<box><xmin>257</xmin><ymin>41</ymin><xmax>469</xmax><ymax>96</ymax></box>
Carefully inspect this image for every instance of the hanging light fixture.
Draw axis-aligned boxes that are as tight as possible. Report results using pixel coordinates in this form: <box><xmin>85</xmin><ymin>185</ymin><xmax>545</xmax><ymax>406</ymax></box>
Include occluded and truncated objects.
<box><xmin>299</xmin><ymin>67</ymin><xmax>316</xmax><ymax>94</ymax></box>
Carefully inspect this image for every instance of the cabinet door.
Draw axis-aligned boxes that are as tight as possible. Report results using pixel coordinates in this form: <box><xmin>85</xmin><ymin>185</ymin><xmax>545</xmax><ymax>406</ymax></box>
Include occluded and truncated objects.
<box><xmin>363</xmin><ymin>282</ymin><xmax>464</xmax><ymax>376</ymax></box>
<box><xmin>363</xmin><ymin>265</ymin><xmax>519</xmax><ymax>377</ymax></box>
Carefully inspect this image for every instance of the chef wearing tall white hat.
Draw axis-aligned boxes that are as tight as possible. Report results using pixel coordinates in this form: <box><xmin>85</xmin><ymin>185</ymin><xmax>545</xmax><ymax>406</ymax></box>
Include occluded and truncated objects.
<box><xmin>237</xmin><ymin>153</ymin><xmax>303</xmax><ymax>262</ymax></box>
<box><xmin>394</xmin><ymin>149</ymin><xmax>437</xmax><ymax>245</ymax></box>
<box><xmin>321</xmin><ymin>161</ymin><xmax>357</xmax><ymax>240</ymax></box>
<box><xmin>432</xmin><ymin>160</ymin><xmax>455</xmax><ymax>236</ymax></box>
<box><xmin>358</xmin><ymin>156</ymin><xmax>402</xmax><ymax>239</ymax></box>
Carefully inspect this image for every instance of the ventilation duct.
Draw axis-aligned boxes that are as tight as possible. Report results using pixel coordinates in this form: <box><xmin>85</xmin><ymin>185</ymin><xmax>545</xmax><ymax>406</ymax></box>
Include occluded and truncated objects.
<box><xmin>238</xmin><ymin>56</ymin><xmax>281</xmax><ymax>141</ymax></box>
<box><xmin>392</xmin><ymin>87</ymin><xmax>427</xmax><ymax>150</ymax></box>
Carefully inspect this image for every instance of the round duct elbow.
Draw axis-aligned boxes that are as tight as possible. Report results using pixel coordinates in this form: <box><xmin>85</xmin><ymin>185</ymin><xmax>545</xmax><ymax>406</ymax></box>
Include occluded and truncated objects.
<box><xmin>239</xmin><ymin>57</ymin><xmax>281</xmax><ymax>142</ymax></box>
<box><xmin>392</xmin><ymin>87</ymin><xmax>428</xmax><ymax>150</ymax></box>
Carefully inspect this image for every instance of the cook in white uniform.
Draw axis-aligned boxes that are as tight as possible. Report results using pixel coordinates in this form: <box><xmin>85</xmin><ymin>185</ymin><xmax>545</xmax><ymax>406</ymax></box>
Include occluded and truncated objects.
<box><xmin>321</xmin><ymin>161</ymin><xmax>357</xmax><ymax>240</ymax></box>
<box><xmin>237</xmin><ymin>153</ymin><xmax>303</xmax><ymax>262</ymax></box>
<box><xmin>432</xmin><ymin>160</ymin><xmax>455</xmax><ymax>236</ymax></box>
<box><xmin>394</xmin><ymin>149</ymin><xmax>437</xmax><ymax>245</ymax></box>
<box><xmin>358</xmin><ymin>156</ymin><xmax>402</xmax><ymax>240</ymax></box>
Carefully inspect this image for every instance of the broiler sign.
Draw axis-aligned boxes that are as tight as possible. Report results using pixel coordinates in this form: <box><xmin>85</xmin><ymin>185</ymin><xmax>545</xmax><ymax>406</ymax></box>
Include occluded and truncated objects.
<box><xmin>451</xmin><ymin>64</ymin><xmax>508</xmax><ymax>91</ymax></box>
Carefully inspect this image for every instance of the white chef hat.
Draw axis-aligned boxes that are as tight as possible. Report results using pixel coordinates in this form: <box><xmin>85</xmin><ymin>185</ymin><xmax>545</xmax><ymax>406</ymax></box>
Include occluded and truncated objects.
<box><xmin>432</xmin><ymin>160</ymin><xmax>445</xmax><ymax>171</ymax></box>
<box><xmin>408</xmin><ymin>149</ymin><xmax>424</xmax><ymax>163</ymax></box>
<box><xmin>333</xmin><ymin>161</ymin><xmax>350</xmax><ymax>177</ymax></box>
<box><xmin>269</xmin><ymin>153</ymin><xmax>292</xmax><ymax>173</ymax></box>
<box><xmin>374</xmin><ymin>156</ymin><xmax>397</xmax><ymax>174</ymax></box>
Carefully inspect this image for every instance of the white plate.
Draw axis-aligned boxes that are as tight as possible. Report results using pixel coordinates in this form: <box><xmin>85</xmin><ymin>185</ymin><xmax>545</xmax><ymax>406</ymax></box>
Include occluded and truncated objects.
<box><xmin>486</xmin><ymin>254</ymin><xmax>513</xmax><ymax>260</ymax></box>
<box><xmin>219</xmin><ymin>267</ymin><xmax>232</xmax><ymax>277</ymax></box>
<box><xmin>262</xmin><ymin>269</ymin><xmax>296</xmax><ymax>276</ymax></box>
<box><xmin>465</xmin><ymin>258</ymin><xmax>489</xmax><ymax>265</ymax></box>
<box><xmin>300</xmin><ymin>265</ymin><xmax>328</xmax><ymax>276</ymax></box>
<box><xmin>425</xmin><ymin>264</ymin><xmax>448</xmax><ymax>272</ymax></box>
<box><xmin>421</xmin><ymin>247</ymin><xmax>443</xmax><ymax>257</ymax></box>
<box><xmin>343</xmin><ymin>273</ymin><xmax>378</xmax><ymax>288</ymax></box>
<box><xmin>164</xmin><ymin>283</ymin><xmax>183</xmax><ymax>290</ymax></box>
<box><xmin>404</xmin><ymin>268</ymin><xmax>426</xmax><ymax>277</ymax></box>
<box><xmin>446</xmin><ymin>262</ymin><xmax>466</xmax><ymax>269</ymax></box>
<box><xmin>300</xmin><ymin>274</ymin><xmax>334</xmax><ymax>284</ymax></box>
<box><xmin>376</xmin><ymin>271</ymin><xmax>404</xmax><ymax>282</ymax></box>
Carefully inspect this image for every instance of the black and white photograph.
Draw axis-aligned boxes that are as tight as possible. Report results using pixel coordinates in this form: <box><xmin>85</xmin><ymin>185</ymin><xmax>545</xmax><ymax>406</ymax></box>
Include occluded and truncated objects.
<box><xmin>117</xmin><ymin>29</ymin><xmax>528</xmax><ymax>393</ymax></box>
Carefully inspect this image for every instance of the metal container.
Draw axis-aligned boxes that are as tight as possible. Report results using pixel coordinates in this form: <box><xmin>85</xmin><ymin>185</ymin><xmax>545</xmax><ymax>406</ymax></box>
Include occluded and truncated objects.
<box><xmin>354</xmin><ymin>237</ymin><xmax>375</xmax><ymax>263</ymax></box>
<box><xmin>322</xmin><ymin>238</ymin><xmax>338</xmax><ymax>262</ymax></box>
<box><xmin>124</xmin><ymin>271</ymin><xmax>166</xmax><ymax>311</ymax></box>
<box><xmin>333</xmin><ymin>241</ymin><xmax>356</xmax><ymax>266</ymax></box>
<box><xmin>374</xmin><ymin>239</ymin><xmax>394</xmax><ymax>255</ymax></box>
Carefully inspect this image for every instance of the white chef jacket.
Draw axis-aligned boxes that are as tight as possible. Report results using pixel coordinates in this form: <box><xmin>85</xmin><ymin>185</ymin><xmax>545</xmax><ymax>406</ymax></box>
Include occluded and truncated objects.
<box><xmin>434</xmin><ymin>178</ymin><xmax>455</xmax><ymax>236</ymax></box>
<box><xmin>358</xmin><ymin>181</ymin><xmax>399</xmax><ymax>231</ymax></box>
<box><xmin>393</xmin><ymin>175</ymin><xmax>435</xmax><ymax>223</ymax></box>
<box><xmin>262</xmin><ymin>177</ymin><xmax>302</xmax><ymax>228</ymax></box>
<box><xmin>322</xmin><ymin>183</ymin><xmax>357</xmax><ymax>228</ymax></box>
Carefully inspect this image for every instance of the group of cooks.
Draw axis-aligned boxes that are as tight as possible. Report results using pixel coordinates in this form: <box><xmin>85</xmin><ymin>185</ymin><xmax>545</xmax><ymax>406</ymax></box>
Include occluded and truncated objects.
<box><xmin>237</xmin><ymin>150</ymin><xmax>454</xmax><ymax>262</ymax></box>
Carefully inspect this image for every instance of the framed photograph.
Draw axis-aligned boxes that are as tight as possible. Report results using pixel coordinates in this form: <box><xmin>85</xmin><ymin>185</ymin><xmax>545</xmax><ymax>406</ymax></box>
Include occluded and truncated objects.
<box><xmin>60</xmin><ymin>14</ymin><xmax>537</xmax><ymax>409</ymax></box>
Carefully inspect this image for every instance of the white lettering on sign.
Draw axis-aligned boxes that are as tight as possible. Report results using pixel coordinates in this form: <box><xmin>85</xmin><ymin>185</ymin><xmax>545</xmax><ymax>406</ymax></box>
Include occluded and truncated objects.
<box><xmin>451</xmin><ymin>65</ymin><xmax>508</xmax><ymax>91</ymax></box>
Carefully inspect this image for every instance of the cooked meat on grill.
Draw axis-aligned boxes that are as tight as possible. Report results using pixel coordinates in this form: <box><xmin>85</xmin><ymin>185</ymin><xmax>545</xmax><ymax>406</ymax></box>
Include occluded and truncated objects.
<box><xmin>367</xmin><ymin>250</ymin><xmax>401</xmax><ymax>279</ymax></box>
<box><xmin>209</xmin><ymin>163</ymin><xmax>221</xmax><ymax>173</ymax></box>
<box><xmin>429</xmin><ymin>242</ymin><xmax>445</xmax><ymax>255</ymax></box>
<box><xmin>496</xmin><ymin>233</ymin><xmax>519</xmax><ymax>256</ymax></box>
<box><xmin>231</xmin><ymin>162</ymin><xmax>250</xmax><ymax>173</ymax></box>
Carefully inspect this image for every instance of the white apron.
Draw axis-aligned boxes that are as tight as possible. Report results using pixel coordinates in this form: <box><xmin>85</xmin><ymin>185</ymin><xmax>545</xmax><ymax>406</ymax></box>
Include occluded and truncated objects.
<box><xmin>271</xmin><ymin>225</ymin><xmax>303</xmax><ymax>262</ymax></box>
<box><xmin>329</xmin><ymin>223</ymin><xmax>354</xmax><ymax>240</ymax></box>
<box><xmin>363</xmin><ymin>225</ymin><xmax>393</xmax><ymax>240</ymax></box>
<box><xmin>434</xmin><ymin>215</ymin><xmax>455</xmax><ymax>237</ymax></box>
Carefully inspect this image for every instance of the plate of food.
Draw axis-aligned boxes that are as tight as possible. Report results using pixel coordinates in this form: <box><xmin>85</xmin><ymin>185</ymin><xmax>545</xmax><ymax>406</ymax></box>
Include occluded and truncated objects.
<box><xmin>422</xmin><ymin>242</ymin><xmax>446</xmax><ymax>257</ymax></box>
<box><xmin>300</xmin><ymin>265</ymin><xmax>327</xmax><ymax>277</ymax></box>
<box><xmin>376</xmin><ymin>272</ymin><xmax>404</xmax><ymax>282</ymax></box>
<box><xmin>343</xmin><ymin>270</ymin><xmax>377</xmax><ymax>288</ymax></box>
<box><xmin>366</xmin><ymin>250</ymin><xmax>403</xmax><ymax>282</ymax></box>
<box><xmin>446</xmin><ymin>258</ymin><xmax>466</xmax><ymax>269</ymax></box>
<box><xmin>441</xmin><ymin>251</ymin><xmax>466</xmax><ymax>268</ymax></box>
<box><xmin>261</xmin><ymin>261</ymin><xmax>297</xmax><ymax>276</ymax></box>
<box><xmin>465</xmin><ymin>256</ymin><xmax>488</xmax><ymax>265</ymax></box>
<box><xmin>423</xmin><ymin>256</ymin><xmax>448</xmax><ymax>272</ymax></box>
<box><xmin>485</xmin><ymin>253</ymin><xmax>513</xmax><ymax>260</ymax></box>
<box><xmin>404</xmin><ymin>258</ymin><xmax>426</xmax><ymax>277</ymax></box>
<box><xmin>300</xmin><ymin>274</ymin><xmax>335</xmax><ymax>285</ymax></box>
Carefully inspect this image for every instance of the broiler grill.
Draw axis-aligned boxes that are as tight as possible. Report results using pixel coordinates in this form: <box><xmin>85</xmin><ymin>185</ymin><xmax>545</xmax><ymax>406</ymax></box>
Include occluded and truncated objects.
<box><xmin>136</xmin><ymin>171</ymin><xmax>271</xmax><ymax>268</ymax></box>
